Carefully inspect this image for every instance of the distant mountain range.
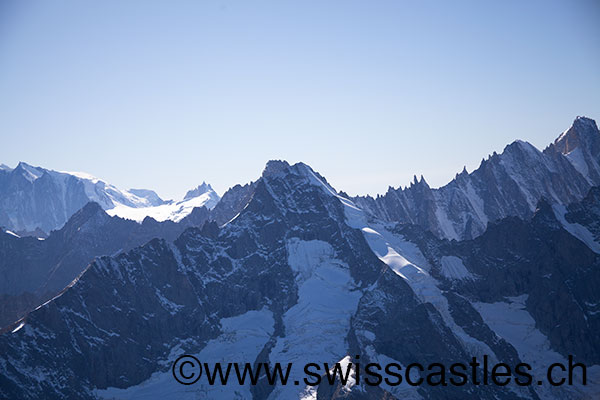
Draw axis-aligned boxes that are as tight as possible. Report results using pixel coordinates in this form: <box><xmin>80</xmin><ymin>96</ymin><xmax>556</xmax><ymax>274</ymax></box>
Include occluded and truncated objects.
<box><xmin>0</xmin><ymin>117</ymin><xmax>599</xmax><ymax>399</ymax></box>
<box><xmin>354</xmin><ymin>116</ymin><xmax>600</xmax><ymax>240</ymax></box>
<box><xmin>0</xmin><ymin>164</ymin><xmax>220</xmax><ymax>236</ymax></box>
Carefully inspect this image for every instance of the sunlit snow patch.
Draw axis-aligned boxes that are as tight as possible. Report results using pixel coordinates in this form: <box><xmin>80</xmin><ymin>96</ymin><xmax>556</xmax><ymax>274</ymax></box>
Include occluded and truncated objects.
<box><xmin>96</xmin><ymin>308</ymin><xmax>273</xmax><ymax>399</ymax></box>
<box><xmin>11</xmin><ymin>321</ymin><xmax>25</xmax><ymax>333</ymax></box>
<box><xmin>267</xmin><ymin>239</ymin><xmax>362</xmax><ymax>399</ymax></box>
<box><xmin>108</xmin><ymin>189</ymin><xmax>220</xmax><ymax>222</ymax></box>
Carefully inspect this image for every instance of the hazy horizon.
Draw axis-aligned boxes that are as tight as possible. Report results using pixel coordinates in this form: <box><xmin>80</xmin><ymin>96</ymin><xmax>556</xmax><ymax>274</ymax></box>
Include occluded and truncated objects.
<box><xmin>1</xmin><ymin>0</ymin><xmax>599</xmax><ymax>199</ymax></box>
<box><xmin>2</xmin><ymin>113</ymin><xmax>597</xmax><ymax>201</ymax></box>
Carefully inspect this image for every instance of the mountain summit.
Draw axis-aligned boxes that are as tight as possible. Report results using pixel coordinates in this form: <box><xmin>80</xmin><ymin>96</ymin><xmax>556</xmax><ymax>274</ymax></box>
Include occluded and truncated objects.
<box><xmin>183</xmin><ymin>182</ymin><xmax>214</xmax><ymax>200</ymax></box>
<box><xmin>553</xmin><ymin>116</ymin><xmax>600</xmax><ymax>155</ymax></box>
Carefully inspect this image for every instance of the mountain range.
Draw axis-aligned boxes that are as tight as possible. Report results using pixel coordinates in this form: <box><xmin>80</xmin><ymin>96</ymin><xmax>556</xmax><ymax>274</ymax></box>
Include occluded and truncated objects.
<box><xmin>0</xmin><ymin>165</ymin><xmax>220</xmax><ymax>236</ymax></box>
<box><xmin>354</xmin><ymin>116</ymin><xmax>600</xmax><ymax>240</ymax></box>
<box><xmin>0</xmin><ymin>116</ymin><xmax>599</xmax><ymax>399</ymax></box>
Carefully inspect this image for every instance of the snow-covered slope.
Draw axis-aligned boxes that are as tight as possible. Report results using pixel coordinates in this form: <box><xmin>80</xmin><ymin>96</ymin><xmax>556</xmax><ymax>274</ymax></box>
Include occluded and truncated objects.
<box><xmin>57</xmin><ymin>169</ymin><xmax>166</xmax><ymax>209</ymax></box>
<box><xmin>0</xmin><ymin>164</ymin><xmax>218</xmax><ymax>234</ymax></box>
<box><xmin>107</xmin><ymin>182</ymin><xmax>220</xmax><ymax>222</ymax></box>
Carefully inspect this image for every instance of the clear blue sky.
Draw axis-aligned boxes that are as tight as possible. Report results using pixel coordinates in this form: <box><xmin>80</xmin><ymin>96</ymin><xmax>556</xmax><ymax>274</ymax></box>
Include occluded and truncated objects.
<box><xmin>1</xmin><ymin>0</ymin><xmax>599</xmax><ymax>200</ymax></box>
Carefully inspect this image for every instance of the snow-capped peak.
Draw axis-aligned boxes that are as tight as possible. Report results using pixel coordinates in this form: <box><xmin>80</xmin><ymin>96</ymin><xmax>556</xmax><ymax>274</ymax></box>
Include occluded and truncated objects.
<box><xmin>108</xmin><ymin>182</ymin><xmax>220</xmax><ymax>223</ymax></box>
<box><xmin>183</xmin><ymin>182</ymin><xmax>214</xmax><ymax>200</ymax></box>
<box><xmin>14</xmin><ymin>162</ymin><xmax>44</xmax><ymax>182</ymax></box>
<box><xmin>553</xmin><ymin>116</ymin><xmax>600</xmax><ymax>155</ymax></box>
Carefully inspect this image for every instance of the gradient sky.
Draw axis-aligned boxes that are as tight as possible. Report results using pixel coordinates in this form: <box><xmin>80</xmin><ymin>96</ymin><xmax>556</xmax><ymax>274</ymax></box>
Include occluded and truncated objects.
<box><xmin>1</xmin><ymin>0</ymin><xmax>599</xmax><ymax>200</ymax></box>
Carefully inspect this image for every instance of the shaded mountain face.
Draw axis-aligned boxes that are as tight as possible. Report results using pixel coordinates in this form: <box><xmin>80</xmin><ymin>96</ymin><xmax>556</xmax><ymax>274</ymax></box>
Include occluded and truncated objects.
<box><xmin>0</xmin><ymin>162</ymin><xmax>382</xmax><ymax>399</ymax></box>
<box><xmin>0</xmin><ymin>161</ymin><xmax>258</xmax><ymax>331</ymax></box>
<box><xmin>354</xmin><ymin>116</ymin><xmax>600</xmax><ymax>240</ymax></box>
<box><xmin>561</xmin><ymin>186</ymin><xmax>600</xmax><ymax>246</ymax></box>
<box><xmin>0</xmin><ymin>163</ymin><xmax>94</xmax><ymax>235</ymax></box>
<box><xmin>0</xmin><ymin>203</ymin><xmax>210</xmax><ymax>330</ymax></box>
<box><xmin>1</xmin><ymin>158</ymin><xmax>599</xmax><ymax>399</ymax></box>
<box><xmin>391</xmin><ymin>193</ymin><xmax>600</xmax><ymax>358</ymax></box>
<box><xmin>0</xmin><ymin>163</ymin><xmax>218</xmax><ymax>235</ymax></box>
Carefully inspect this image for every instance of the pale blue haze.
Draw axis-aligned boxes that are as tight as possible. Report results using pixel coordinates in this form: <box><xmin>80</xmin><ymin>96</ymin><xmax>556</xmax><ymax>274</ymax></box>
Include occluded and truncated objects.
<box><xmin>1</xmin><ymin>0</ymin><xmax>598</xmax><ymax>199</ymax></box>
